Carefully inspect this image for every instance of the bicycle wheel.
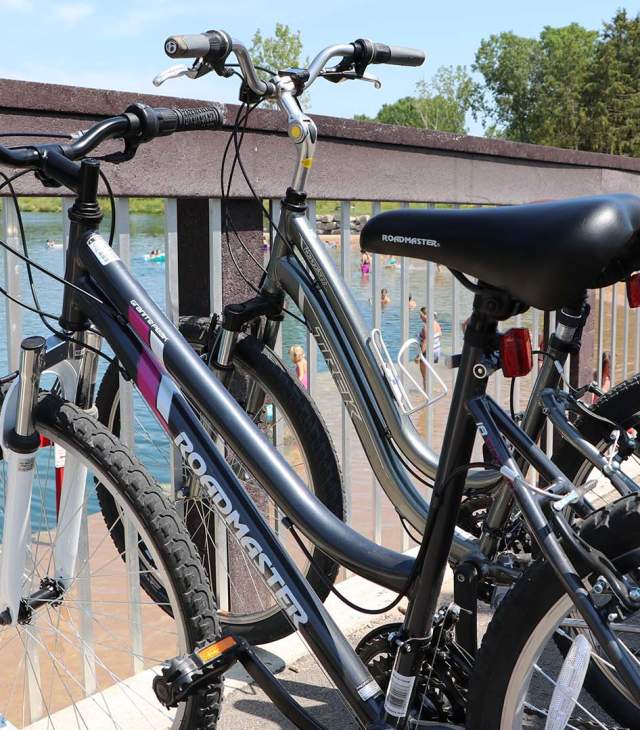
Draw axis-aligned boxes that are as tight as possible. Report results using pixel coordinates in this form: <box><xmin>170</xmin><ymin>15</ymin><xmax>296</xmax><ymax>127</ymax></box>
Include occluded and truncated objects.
<box><xmin>554</xmin><ymin>372</ymin><xmax>640</xmax><ymax>506</ymax></box>
<box><xmin>467</xmin><ymin>493</ymin><xmax>640</xmax><ymax>729</ymax></box>
<box><xmin>0</xmin><ymin>393</ymin><xmax>220</xmax><ymax>729</ymax></box>
<box><xmin>96</xmin><ymin>333</ymin><xmax>345</xmax><ymax>644</ymax></box>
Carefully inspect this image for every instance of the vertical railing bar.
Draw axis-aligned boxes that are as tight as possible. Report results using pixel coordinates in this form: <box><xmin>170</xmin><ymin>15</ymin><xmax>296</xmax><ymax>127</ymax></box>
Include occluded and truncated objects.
<box><xmin>623</xmin><ymin>298</ymin><xmax>629</xmax><ymax>381</ymax></box>
<box><xmin>270</xmin><ymin>199</ymin><xmax>288</xmax><ymax>554</ymax></box>
<box><xmin>597</xmin><ymin>289</ymin><xmax>605</xmax><ymax>385</ymax></box>
<box><xmin>208</xmin><ymin>197</ymin><xmax>230</xmax><ymax>612</ymax></box>
<box><xmin>452</xmin><ymin>274</ymin><xmax>460</xmax><ymax>353</ymax></box>
<box><xmin>76</xmin><ymin>493</ymin><xmax>97</xmax><ymax>698</ymax></box>
<box><xmin>636</xmin><ymin>307</ymin><xmax>640</xmax><ymax>374</ymax></box>
<box><xmin>371</xmin><ymin>200</ymin><xmax>382</xmax><ymax>545</ymax></box>
<box><xmin>399</xmin><ymin>203</ymin><xmax>410</xmax><ymax>554</ymax></box>
<box><xmin>125</xmin><ymin>515</ymin><xmax>144</xmax><ymax>675</ymax></box>
<box><xmin>113</xmin><ymin>197</ymin><xmax>143</xmax><ymax>674</ymax></box>
<box><xmin>423</xmin><ymin>204</ymin><xmax>435</xmax><ymax>447</ymax></box>
<box><xmin>306</xmin><ymin>199</ymin><xmax>318</xmax><ymax>396</ymax></box>
<box><xmin>610</xmin><ymin>283</ymin><xmax>617</xmax><ymax>385</ymax></box>
<box><xmin>62</xmin><ymin>197</ymin><xmax>72</xmax><ymax>255</ymax></box>
<box><xmin>340</xmin><ymin>200</ymin><xmax>352</xmax><ymax>532</ymax></box>
<box><xmin>164</xmin><ymin>199</ymin><xmax>182</xmax><ymax>501</ymax></box>
<box><xmin>24</xmin><ymin>627</ymin><xmax>43</xmax><ymax>722</ymax></box>
<box><xmin>270</xmin><ymin>199</ymin><xmax>283</xmax><ymax>361</ymax></box>
<box><xmin>3</xmin><ymin>195</ymin><xmax>22</xmax><ymax>372</ymax></box>
<box><xmin>530</xmin><ymin>309</ymin><xmax>540</xmax><ymax>485</ymax></box>
<box><xmin>115</xmin><ymin>198</ymin><xmax>135</xmax><ymax>450</ymax></box>
<box><xmin>399</xmin><ymin>201</ymin><xmax>409</xmax><ymax>391</ymax></box>
<box><xmin>546</xmin><ymin>310</ymin><xmax>557</xmax><ymax>457</ymax></box>
<box><xmin>426</xmin><ymin>260</ymin><xmax>435</xmax><ymax>446</ymax></box>
<box><xmin>514</xmin><ymin>313</ymin><xmax>522</xmax><ymax>412</ymax></box>
<box><xmin>209</xmin><ymin>199</ymin><xmax>223</xmax><ymax>314</ymax></box>
<box><xmin>24</xmin><ymin>547</ymin><xmax>43</xmax><ymax>721</ymax></box>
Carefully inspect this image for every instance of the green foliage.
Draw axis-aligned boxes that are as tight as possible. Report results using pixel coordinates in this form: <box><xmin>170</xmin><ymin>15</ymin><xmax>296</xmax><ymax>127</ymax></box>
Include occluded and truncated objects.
<box><xmin>361</xmin><ymin>65</ymin><xmax>474</xmax><ymax>133</ymax></box>
<box><xmin>250</xmin><ymin>23</ymin><xmax>309</xmax><ymax>109</ymax></box>
<box><xmin>473</xmin><ymin>12</ymin><xmax>640</xmax><ymax>154</ymax></box>
<box><xmin>582</xmin><ymin>10</ymin><xmax>640</xmax><ymax>155</ymax></box>
<box><xmin>473</xmin><ymin>31</ymin><xmax>541</xmax><ymax>142</ymax></box>
<box><xmin>12</xmin><ymin>197</ymin><xmax>163</xmax><ymax>215</ymax></box>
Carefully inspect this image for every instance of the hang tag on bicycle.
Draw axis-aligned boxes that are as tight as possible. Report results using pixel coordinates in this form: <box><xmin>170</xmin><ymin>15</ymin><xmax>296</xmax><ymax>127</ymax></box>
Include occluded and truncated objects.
<box><xmin>369</xmin><ymin>329</ymin><xmax>447</xmax><ymax>416</ymax></box>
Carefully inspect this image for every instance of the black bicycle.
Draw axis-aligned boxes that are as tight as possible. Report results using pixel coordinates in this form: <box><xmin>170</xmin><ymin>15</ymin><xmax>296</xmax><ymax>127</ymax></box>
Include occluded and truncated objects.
<box><xmin>96</xmin><ymin>25</ymin><xmax>640</xmax><ymax>654</ymax></box>
<box><xmin>2</xmin><ymin>30</ymin><xmax>640</xmax><ymax>730</ymax></box>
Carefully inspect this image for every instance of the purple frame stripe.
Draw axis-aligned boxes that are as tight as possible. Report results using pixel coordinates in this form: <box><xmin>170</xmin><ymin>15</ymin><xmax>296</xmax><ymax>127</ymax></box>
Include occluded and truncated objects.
<box><xmin>129</xmin><ymin>306</ymin><xmax>150</xmax><ymax>344</ymax></box>
<box><xmin>136</xmin><ymin>350</ymin><xmax>164</xmax><ymax>423</ymax></box>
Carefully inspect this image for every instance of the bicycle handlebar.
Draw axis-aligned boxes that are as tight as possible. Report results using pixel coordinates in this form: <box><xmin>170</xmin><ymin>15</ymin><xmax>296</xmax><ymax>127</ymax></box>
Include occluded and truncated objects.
<box><xmin>163</xmin><ymin>30</ymin><xmax>425</xmax><ymax>95</ymax></box>
<box><xmin>362</xmin><ymin>41</ymin><xmax>425</xmax><ymax>67</ymax></box>
<box><xmin>0</xmin><ymin>103</ymin><xmax>224</xmax><ymax>190</ymax></box>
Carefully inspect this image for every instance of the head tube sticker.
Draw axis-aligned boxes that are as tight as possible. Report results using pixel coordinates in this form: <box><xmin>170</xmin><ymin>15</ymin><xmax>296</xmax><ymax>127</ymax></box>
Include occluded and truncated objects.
<box><xmin>88</xmin><ymin>234</ymin><xmax>119</xmax><ymax>266</ymax></box>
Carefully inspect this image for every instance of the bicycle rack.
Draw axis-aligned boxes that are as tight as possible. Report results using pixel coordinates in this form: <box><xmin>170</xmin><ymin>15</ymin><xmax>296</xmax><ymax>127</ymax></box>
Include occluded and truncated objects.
<box><xmin>369</xmin><ymin>328</ymin><xmax>448</xmax><ymax>416</ymax></box>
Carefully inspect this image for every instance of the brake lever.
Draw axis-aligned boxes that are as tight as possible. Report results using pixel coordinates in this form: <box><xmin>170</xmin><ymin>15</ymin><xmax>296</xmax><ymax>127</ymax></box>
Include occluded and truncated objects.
<box><xmin>153</xmin><ymin>63</ymin><xmax>201</xmax><ymax>87</ymax></box>
<box><xmin>321</xmin><ymin>68</ymin><xmax>382</xmax><ymax>89</ymax></box>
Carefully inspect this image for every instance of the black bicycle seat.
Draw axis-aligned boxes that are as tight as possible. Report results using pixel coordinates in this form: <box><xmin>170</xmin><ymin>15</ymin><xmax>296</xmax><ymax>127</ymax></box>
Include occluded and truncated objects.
<box><xmin>360</xmin><ymin>194</ymin><xmax>640</xmax><ymax>310</ymax></box>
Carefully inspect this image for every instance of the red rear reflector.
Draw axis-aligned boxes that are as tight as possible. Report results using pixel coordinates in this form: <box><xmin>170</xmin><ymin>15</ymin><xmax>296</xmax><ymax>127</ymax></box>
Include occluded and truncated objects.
<box><xmin>627</xmin><ymin>273</ymin><xmax>640</xmax><ymax>308</ymax></box>
<box><xmin>500</xmin><ymin>328</ymin><xmax>533</xmax><ymax>378</ymax></box>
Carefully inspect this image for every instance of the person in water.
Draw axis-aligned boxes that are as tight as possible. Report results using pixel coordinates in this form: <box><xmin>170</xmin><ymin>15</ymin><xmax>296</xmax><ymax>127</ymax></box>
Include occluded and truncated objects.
<box><xmin>408</xmin><ymin>294</ymin><xmax>416</xmax><ymax>310</ymax></box>
<box><xmin>360</xmin><ymin>250</ymin><xmax>371</xmax><ymax>275</ymax></box>
<box><xmin>381</xmin><ymin>288</ymin><xmax>391</xmax><ymax>306</ymax></box>
<box><xmin>417</xmin><ymin>308</ymin><xmax>442</xmax><ymax>387</ymax></box>
<box><xmin>592</xmin><ymin>351</ymin><xmax>611</xmax><ymax>403</ymax></box>
<box><xmin>289</xmin><ymin>344</ymin><xmax>308</xmax><ymax>389</ymax></box>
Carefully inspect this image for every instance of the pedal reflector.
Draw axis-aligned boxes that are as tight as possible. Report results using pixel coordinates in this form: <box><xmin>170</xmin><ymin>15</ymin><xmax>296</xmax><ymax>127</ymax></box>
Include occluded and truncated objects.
<box><xmin>197</xmin><ymin>636</ymin><xmax>237</xmax><ymax>664</ymax></box>
<box><xmin>544</xmin><ymin>633</ymin><xmax>591</xmax><ymax>730</ymax></box>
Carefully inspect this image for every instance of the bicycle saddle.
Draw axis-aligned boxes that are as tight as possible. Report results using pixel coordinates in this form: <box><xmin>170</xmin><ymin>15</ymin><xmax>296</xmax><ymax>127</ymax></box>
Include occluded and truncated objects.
<box><xmin>360</xmin><ymin>194</ymin><xmax>640</xmax><ymax>310</ymax></box>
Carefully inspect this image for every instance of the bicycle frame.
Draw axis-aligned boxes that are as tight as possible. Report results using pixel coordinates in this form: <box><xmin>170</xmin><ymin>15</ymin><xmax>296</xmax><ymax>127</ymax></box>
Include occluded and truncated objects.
<box><xmin>43</xmin><ymin>188</ymin><xmax>637</xmax><ymax>723</ymax></box>
<box><xmin>216</xmin><ymin>194</ymin><xmax>593</xmax><ymax>564</ymax></box>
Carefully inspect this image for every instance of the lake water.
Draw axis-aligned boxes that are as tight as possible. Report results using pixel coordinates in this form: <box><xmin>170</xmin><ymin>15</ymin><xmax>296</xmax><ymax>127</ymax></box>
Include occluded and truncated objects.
<box><xmin>0</xmin><ymin>209</ymin><xmax>478</xmax><ymax>534</ymax></box>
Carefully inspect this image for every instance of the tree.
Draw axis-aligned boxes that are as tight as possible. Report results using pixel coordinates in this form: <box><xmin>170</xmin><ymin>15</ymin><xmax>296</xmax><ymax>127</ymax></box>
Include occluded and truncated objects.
<box><xmin>473</xmin><ymin>24</ymin><xmax>598</xmax><ymax>147</ymax></box>
<box><xmin>471</xmin><ymin>15</ymin><xmax>640</xmax><ymax>153</ymax></box>
<box><xmin>472</xmin><ymin>31</ymin><xmax>542</xmax><ymax>142</ymax></box>
<box><xmin>582</xmin><ymin>10</ymin><xmax>640</xmax><ymax>155</ymax></box>
<box><xmin>250</xmin><ymin>23</ymin><xmax>308</xmax><ymax>108</ymax></box>
<box><xmin>357</xmin><ymin>65</ymin><xmax>474</xmax><ymax>134</ymax></box>
<box><xmin>532</xmin><ymin>24</ymin><xmax>598</xmax><ymax>149</ymax></box>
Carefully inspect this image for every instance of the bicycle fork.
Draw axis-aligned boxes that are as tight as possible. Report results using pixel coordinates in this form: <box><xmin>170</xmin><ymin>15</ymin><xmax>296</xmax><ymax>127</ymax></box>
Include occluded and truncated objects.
<box><xmin>0</xmin><ymin>335</ymin><xmax>96</xmax><ymax>626</ymax></box>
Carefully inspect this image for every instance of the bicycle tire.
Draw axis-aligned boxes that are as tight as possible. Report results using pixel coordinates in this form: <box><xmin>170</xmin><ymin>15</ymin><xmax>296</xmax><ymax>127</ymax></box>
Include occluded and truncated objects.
<box><xmin>95</xmin><ymin>333</ymin><xmax>345</xmax><ymax>645</ymax></box>
<box><xmin>0</xmin><ymin>393</ymin><xmax>221</xmax><ymax>729</ymax></box>
<box><xmin>467</xmin><ymin>493</ymin><xmax>640</xmax><ymax>728</ymax></box>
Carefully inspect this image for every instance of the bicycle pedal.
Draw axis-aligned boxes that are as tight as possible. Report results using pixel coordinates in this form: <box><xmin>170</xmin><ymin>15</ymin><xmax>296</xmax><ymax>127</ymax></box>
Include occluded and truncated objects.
<box><xmin>153</xmin><ymin>635</ymin><xmax>243</xmax><ymax>708</ymax></box>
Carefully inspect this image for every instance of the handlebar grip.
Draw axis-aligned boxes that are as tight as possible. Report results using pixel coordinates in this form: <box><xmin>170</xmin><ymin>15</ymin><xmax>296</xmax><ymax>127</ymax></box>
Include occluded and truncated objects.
<box><xmin>156</xmin><ymin>106</ymin><xmax>225</xmax><ymax>134</ymax></box>
<box><xmin>164</xmin><ymin>30</ymin><xmax>231</xmax><ymax>61</ymax></box>
<box><xmin>371</xmin><ymin>43</ymin><xmax>425</xmax><ymax>67</ymax></box>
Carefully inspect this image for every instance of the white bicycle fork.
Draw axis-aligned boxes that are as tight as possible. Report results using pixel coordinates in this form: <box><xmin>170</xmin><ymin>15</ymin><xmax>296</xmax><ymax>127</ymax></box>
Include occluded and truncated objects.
<box><xmin>0</xmin><ymin>337</ymin><xmax>87</xmax><ymax>626</ymax></box>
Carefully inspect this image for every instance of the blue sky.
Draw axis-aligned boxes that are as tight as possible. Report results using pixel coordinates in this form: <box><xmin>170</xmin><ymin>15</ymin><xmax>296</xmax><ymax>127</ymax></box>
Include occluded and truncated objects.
<box><xmin>0</xmin><ymin>0</ymin><xmax>636</xmax><ymax>134</ymax></box>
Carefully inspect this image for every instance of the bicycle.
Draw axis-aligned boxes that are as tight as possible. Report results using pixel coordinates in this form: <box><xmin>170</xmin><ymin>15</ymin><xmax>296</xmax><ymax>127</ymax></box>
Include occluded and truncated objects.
<box><xmin>95</xmin><ymin>25</ymin><xmax>640</xmax><ymax>654</ymax></box>
<box><xmin>0</xmin><ymin>106</ymin><xmax>228</xmax><ymax>728</ymax></box>
<box><xmin>0</xmin><ymin>28</ymin><xmax>634</xmax><ymax>729</ymax></box>
<box><xmin>145</xmin><ymin>32</ymin><xmax>640</xmax><ymax>728</ymax></box>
